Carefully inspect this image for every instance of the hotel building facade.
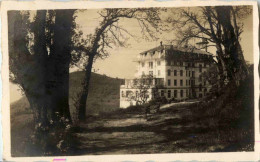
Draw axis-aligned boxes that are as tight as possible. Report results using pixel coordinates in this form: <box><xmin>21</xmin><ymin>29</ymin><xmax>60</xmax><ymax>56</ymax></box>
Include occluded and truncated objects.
<box><xmin>120</xmin><ymin>43</ymin><xmax>214</xmax><ymax>108</ymax></box>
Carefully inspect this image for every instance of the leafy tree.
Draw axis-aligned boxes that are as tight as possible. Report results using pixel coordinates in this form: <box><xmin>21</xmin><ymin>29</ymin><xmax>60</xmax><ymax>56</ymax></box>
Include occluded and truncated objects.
<box><xmin>134</xmin><ymin>74</ymin><xmax>154</xmax><ymax>105</ymax></box>
<box><xmin>8</xmin><ymin>10</ymin><xmax>76</xmax><ymax>124</ymax></box>
<box><xmin>201</xmin><ymin>64</ymin><xmax>221</xmax><ymax>96</ymax></box>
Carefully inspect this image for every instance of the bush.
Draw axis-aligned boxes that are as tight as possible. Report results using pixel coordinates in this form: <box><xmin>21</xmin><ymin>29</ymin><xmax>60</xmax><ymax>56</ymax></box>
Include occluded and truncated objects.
<box><xmin>149</xmin><ymin>96</ymin><xmax>168</xmax><ymax>105</ymax></box>
<box><xmin>30</xmin><ymin>112</ymin><xmax>77</xmax><ymax>156</ymax></box>
<box><xmin>192</xmin><ymin>75</ymin><xmax>254</xmax><ymax>130</ymax></box>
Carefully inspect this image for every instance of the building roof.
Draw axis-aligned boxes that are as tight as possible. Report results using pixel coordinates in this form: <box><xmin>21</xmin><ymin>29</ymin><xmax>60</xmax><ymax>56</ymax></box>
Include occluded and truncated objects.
<box><xmin>140</xmin><ymin>44</ymin><xmax>212</xmax><ymax>56</ymax></box>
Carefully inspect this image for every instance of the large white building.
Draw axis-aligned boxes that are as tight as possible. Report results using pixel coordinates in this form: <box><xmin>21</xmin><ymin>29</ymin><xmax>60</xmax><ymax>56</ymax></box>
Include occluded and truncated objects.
<box><xmin>120</xmin><ymin>43</ymin><xmax>214</xmax><ymax>108</ymax></box>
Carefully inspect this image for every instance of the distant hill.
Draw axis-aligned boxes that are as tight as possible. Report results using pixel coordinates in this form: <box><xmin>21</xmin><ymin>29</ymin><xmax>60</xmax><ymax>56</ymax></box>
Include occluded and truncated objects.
<box><xmin>11</xmin><ymin>72</ymin><xmax>124</xmax><ymax>120</ymax></box>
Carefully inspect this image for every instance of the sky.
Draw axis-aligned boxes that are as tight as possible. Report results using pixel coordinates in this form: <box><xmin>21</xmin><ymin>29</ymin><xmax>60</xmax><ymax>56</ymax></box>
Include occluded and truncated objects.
<box><xmin>10</xmin><ymin>7</ymin><xmax>254</xmax><ymax>103</ymax></box>
<box><xmin>74</xmin><ymin>7</ymin><xmax>253</xmax><ymax>79</ymax></box>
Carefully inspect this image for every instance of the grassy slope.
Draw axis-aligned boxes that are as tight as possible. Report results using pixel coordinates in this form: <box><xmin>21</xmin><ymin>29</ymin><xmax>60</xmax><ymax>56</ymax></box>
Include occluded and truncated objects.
<box><xmin>69</xmin><ymin>71</ymin><xmax>123</xmax><ymax>117</ymax></box>
<box><xmin>10</xmin><ymin>71</ymin><xmax>123</xmax><ymax>156</ymax></box>
<box><xmin>10</xmin><ymin>97</ymin><xmax>34</xmax><ymax>156</ymax></box>
<box><xmin>71</xmin><ymin>76</ymin><xmax>254</xmax><ymax>154</ymax></box>
<box><xmin>10</xmin><ymin>72</ymin><xmax>254</xmax><ymax>155</ymax></box>
<box><xmin>11</xmin><ymin>71</ymin><xmax>123</xmax><ymax>116</ymax></box>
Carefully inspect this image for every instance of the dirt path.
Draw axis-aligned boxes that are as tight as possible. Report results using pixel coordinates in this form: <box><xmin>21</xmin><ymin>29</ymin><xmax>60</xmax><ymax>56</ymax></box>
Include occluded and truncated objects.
<box><xmin>72</xmin><ymin>104</ymin><xmax>225</xmax><ymax>155</ymax></box>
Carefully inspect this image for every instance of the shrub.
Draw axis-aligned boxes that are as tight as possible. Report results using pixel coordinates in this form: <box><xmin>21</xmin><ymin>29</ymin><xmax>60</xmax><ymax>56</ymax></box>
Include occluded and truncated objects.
<box><xmin>31</xmin><ymin>112</ymin><xmax>77</xmax><ymax>156</ymax></box>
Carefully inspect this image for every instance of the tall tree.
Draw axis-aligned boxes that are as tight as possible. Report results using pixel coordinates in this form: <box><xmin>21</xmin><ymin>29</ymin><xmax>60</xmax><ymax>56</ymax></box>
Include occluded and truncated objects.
<box><xmin>167</xmin><ymin>6</ymin><xmax>251</xmax><ymax>86</ymax></box>
<box><xmin>72</xmin><ymin>8</ymin><xmax>162</xmax><ymax>121</ymax></box>
<box><xmin>8</xmin><ymin>10</ymin><xmax>76</xmax><ymax>124</ymax></box>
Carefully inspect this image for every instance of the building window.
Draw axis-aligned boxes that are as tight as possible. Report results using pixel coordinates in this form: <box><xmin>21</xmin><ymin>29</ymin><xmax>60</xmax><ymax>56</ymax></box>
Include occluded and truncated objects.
<box><xmin>199</xmin><ymin>75</ymin><xmax>202</xmax><ymax>82</ymax></box>
<box><xmin>189</xmin><ymin>71</ymin><xmax>191</xmax><ymax>77</ymax></box>
<box><xmin>180</xmin><ymin>80</ymin><xmax>183</xmax><ymax>86</ymax></box>
<box><xmin>180</xmin><ymin>61</ymin><xmax>183</xmax><ymax>66</ymax></box>
<box><xmin>174</xmin><ymin>70</ymin><xmax>177</xmax><ymax>76</ymax></box>
<box><xmin>192</xmin><ymin>71</ymin><xmax>195</xmax><ymax>77</ymax></box>
<box><xmin>199</xmin><ymin>64</ymin><xmax>202</xmax><ymax>72</ymax></box>
<box><xmin>186</xmin><ymin>80</ymin><xmax>188</xmax><ymax>86</ymax></box>
<box><xmin>141</xmin><ymin>62</ymin><xmax>145</xmax><ymax>67</ymax></box>
<box><xmin>161</xmin><ymin>90</ymin><xmax>164</xmax><ymax>97</ymax></box>
<box><xmin>186</xmin><ymin>71</ymin><xmax>188</xmax><ymax>76</ymax></box>
<box><xmin>149</xmin><ymin>62</ymin><xmax>153</xmax><ymax>69</ymax></box>
<box><xmin>121</xmin><ymin>91</ymin><xmax>125</xmax><ymax>97</ymax></box>
<box><xmin>167</xmin><ymin>69</ymin><xmax>171</xmax><ymax>76</ymax></box>
<box><xmin>199</xmin><ymin>93</ymin><xmax>203</xmax><ymax>98</ymax></box>
<box><xmin>158</xmin><ymin>70</ymin><xmax>161</xmax><ymax>76</ymax></box>
<box><xmin>180</xmin><ymin>90</ymin><xmax>183</xmax><ymax>98</ymax></box>
<box><xmin>186</xmin><ymin>89</ymin><xmax>188</xmax><ymax>97</ymax></box>
<box><xmin>204</xmin><ymin>63</ymin><xmax>206</xmax><ymax>67</ymax></box>
<box><xmin>168</xmin><ymin>79</ymin><xmax>171</xmax><ymax>86</ymax></box>
<box><xmin>204</xmin><ymin>81</ymin><xmax>206</xmax><ymax>86</ymax></box>
<box><xmin>180</xmin><ymin>70</ymin><xmax>183</xmax><ymax>76</ymax></box>
<box><xmin>142</xmin><ymin>71</ymin><xmax>145</xmax><ymax>76</ymax></box>
<box><xmin>174</xmin><ymin>79</ymin><xmax>177</xmax><ymax>86</ymax></box>
<box><xmin>189</xmin><ymin>80</ymin><xmax>191</xmax><ymax>85</ymax></box>
<box><xmin>126</xmin><ymin>90</ymin><xmax>132</xmax><ymax>97</ymax></box>
<box><xmin>191</xmin><ymin>80</ymin><xmax>195</xmax><ymax>86</ymax></box>
<box><xmin>199</xmin><ymin>84</ymin><xmax>202</xmax><ymax>91</ymax></box>
<box><xmin>174</xmin><ymin>90</ymin><xmax>177</xmax><ymax>98</ymax></box>
<box><xmin>149</xmin><ymin>71</ymin><xmax>153</xmax><ymax>76</ymax></box>
<box><xmin>157</xmin><ymin>61</ymin><xmax>161</xmax><ymax>66</ymax></box>
<box><xmin>168</xmin><ymin>90</ymin><xmax>171</xmax><ymax>98</ymax></box>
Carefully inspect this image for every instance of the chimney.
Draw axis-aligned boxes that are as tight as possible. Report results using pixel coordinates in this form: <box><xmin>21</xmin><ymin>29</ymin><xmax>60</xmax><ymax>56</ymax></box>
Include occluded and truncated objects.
<box><xmin>160</xmin><ymin>41</ymin><xmax>163</xmax><ymax>46</ymax></box>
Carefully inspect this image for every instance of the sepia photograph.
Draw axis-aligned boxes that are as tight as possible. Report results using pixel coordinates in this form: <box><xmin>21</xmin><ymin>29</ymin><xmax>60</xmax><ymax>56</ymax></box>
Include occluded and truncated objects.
<box><xmin>1</xmin><ymin>1</ymin><xmax>259</xmax><ymax>161</ymax></box>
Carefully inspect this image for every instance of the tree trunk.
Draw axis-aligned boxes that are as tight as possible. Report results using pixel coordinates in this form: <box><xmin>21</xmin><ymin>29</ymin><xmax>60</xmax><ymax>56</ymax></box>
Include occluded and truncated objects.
<box><xmin>215</xmin><ymin>6</ymin><xmax>249</xmax><ymax>85</ymax></box>
<box><xmin>76</xmin><ymin>18</ymin><xmax>117</xmax><ymax>122</ymax></box>
<box><xmin>48</xmin><ymin>10</ymin><xmax>75</xmax><ymax>121</ymax></box>
<box><xmin>78</xmin><ymin>54</ymin><xmax>95</xmax><ymax>121</ymax></box>
<box><xmin>33</xmin><ymin>10</ymin><xmax>49</xmax><ymax>125</ymax></box>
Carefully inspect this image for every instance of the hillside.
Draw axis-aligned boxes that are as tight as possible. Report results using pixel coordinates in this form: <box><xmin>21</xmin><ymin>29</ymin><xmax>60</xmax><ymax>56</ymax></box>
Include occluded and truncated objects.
<box><xmin>10</xmin><ymin>72</ymin><xmax>123</xmax><ymax>156</ymax></box>
<box><xmin>11</xmin><ymin>71</ymin><xmax>123</xmax><ymax>118</ymax></box>
<box><xmin>69</xmin><ymin>71</ymin><xmax>123</xmax><ymax>118</ymax></box>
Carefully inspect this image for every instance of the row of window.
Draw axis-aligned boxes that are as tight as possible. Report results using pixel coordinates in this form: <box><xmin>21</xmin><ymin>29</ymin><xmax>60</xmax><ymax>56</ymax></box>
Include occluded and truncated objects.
<box><xmin>162</xmin><ymin>89</ymin><xmax>187</xmax><ymax>98</ymax></box>
<box><xmin>161</xmin><ymin>89</ymin><xmax>207</xmax><ymax>98</ymax></box>
<box><xmin>121</xmin><ymin>90</ymin><xmax>150</xmax><ymax>98</ymax></box>
<box><xmin>143</xmin><ymin>50</ymin><xmax>164</xmax><ymax>56</ymax></box>
<box><xmin>167</xmin><ymin>69</ymin><xmax>196</xmax><ymax>77</ymax></box>
<box><xmin>121</xmin><ymin>88</ymin><xmax>208</xmax><ymax>98</ymax></box>
<box><xmin>167</xmin><ymin>79</ymin><xmax>197</xmax><ymax>86</ymax></box>
<box><xmin>144</xmin><ymin>70</ymin><xmax>198</xmax><ymax>77</ymax></box>
<box><xmin>142</xmin><ymin>61</ymin><xmax>207</xmax><ymax>69</ymax></box>
<box><xmin>141</xmin><ymin>61</ymin><xmax>161</xmax><ymax>68</ymax></box>
<box><xmin>166</xmin><ymin>61</ymin><xmax>208</xmax><ymax>68</ymax></box>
